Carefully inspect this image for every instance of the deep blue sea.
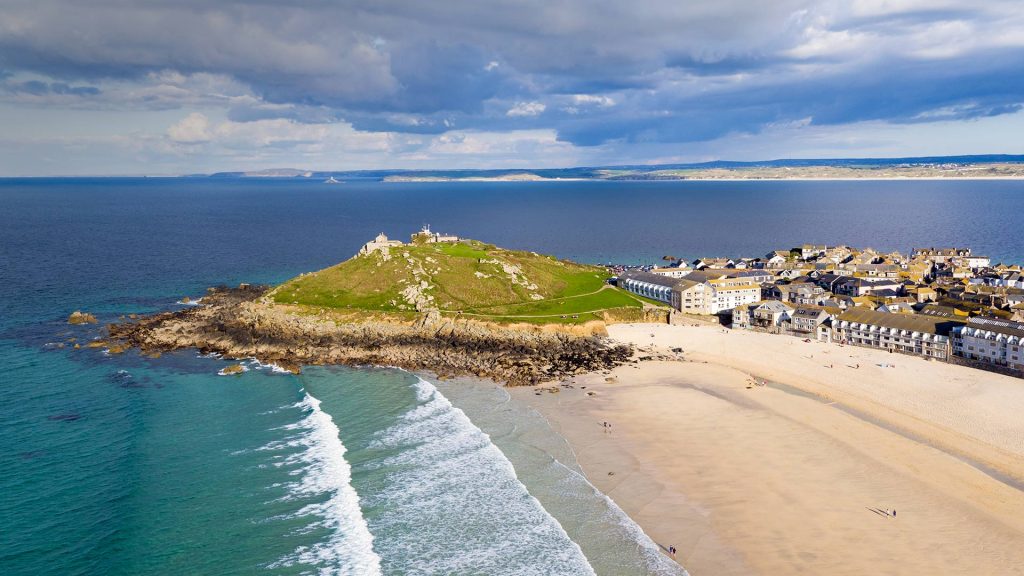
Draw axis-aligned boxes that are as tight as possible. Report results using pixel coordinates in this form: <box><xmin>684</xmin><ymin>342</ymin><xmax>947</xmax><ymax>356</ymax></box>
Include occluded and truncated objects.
<box><xmin>2</xmin><ymin>178</ymin><xmax>1022</xmax><ymax>575</ymax></box>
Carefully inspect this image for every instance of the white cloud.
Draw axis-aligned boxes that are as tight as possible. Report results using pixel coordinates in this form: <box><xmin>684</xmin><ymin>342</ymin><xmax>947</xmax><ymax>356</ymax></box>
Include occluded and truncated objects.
<box><xmin>506</xmin><ymin>101</ymin><xmax>546</xmax><ymax>117</ymax></box>
<box><xmin>572</xmin><ymin>94</ymin><xmax>615</xmax><ymax>107</ymax></box>
<box><xmin>167</xmin><ymin>112</ymin><xmax>211</xmax><ymax>143</ymax></box>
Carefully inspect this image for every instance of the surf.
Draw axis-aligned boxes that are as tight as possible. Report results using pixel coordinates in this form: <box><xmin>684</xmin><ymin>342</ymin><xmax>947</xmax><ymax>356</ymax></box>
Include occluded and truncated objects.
<box><xmin>362</xmin><ymin>375</ymin><xmax>596</xmax><ymax>575</ymax></box>
<box><xmin>265</xmin><ymin>392</ymin><xmax>382</xmax><ymax>575</ymax></box>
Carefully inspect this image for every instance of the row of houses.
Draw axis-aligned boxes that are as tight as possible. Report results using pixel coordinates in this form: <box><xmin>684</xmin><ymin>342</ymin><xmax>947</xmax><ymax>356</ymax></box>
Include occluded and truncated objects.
<box><xmin>614</xmin><ymin>244</ymin><xmax>1024</xmax><ymax>376</ymax></box>
<box><xmin>730</xmin><ymin>299</ymin><xmax>1024</xmax><ymax>370</ymax></box>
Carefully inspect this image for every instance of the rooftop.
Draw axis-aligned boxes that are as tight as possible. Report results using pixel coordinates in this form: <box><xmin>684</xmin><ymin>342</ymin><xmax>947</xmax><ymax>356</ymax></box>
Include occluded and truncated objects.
<box><xmin>838</xmin><ymin>308</ymin><xmax>963</xmax><ymax>335</ymax></box>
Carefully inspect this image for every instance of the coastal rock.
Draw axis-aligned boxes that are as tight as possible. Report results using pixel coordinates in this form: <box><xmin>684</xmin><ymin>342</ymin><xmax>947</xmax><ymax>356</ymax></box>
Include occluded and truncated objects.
<box><xmin>68</xmin><ymin>311</ymin><xmax>98</xmax><ymax>325</ymax></box>
<box><xmin>219</xmin><ymin>364</ymin><xmax>246</xmax><ymax>376</ymax></box>
<box><xmin>108</xmin><ymin>286</ymin><xmax>632</xmax><ymax>386</ymax></box>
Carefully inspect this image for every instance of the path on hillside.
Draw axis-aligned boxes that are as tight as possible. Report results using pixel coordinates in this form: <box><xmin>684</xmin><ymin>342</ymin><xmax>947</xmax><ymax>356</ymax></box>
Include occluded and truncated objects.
<box><xmin>450</xmin><ymin>285</ymin><xmax>670</xmax><ymax>320</ymax></box>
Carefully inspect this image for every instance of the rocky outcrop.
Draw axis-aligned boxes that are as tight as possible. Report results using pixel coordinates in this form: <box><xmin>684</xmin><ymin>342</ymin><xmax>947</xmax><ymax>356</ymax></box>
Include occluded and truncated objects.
<box><xmin>68</xmin><ymin>310</ymin><xmax>98</xmax><ymax>324</ymax></box>
<box><xmin>108</xmin><ymin>286</ymin><xmax>632</xmax><ymax>385</ymax></box>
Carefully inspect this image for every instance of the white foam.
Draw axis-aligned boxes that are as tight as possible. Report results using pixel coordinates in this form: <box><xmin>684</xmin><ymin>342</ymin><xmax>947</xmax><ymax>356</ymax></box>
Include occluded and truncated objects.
<box><xmin>365</xmin><ymin>376</ymin><xmax>597</xmax><ymax>576</ymax></box>
<box><xmin>217</xmin><ymin>364</ymin><xmax>249</xmax><ymax>376</ymax></box>
<box><xmin>245</xmin><ymin>358</ymin><xmax>294</xmax><ymax>374</ymax></box>
<box><xmin>175</xmin><ymin>297</ymin><xmax>203</xmax><ymax>306</ymax></box>
<box><xmin>266</xmin><ymin>393</ymin><xmax>383</xmax><ymax>576</ymax></box>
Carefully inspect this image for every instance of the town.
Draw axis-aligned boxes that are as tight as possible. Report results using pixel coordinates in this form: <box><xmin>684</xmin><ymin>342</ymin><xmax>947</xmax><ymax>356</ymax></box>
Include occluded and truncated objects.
<box><xmin>613</xmin><ymin>245</ymin><xmax>1024</xmax><ymax>376</ymax></box>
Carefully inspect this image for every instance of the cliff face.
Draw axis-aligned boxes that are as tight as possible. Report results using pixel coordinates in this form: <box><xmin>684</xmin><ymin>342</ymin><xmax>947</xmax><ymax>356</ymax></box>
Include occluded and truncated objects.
<box><xmin>109</xmin><ymin>287</ymin><xmax>632</xmax><ymax>385</ymax></box>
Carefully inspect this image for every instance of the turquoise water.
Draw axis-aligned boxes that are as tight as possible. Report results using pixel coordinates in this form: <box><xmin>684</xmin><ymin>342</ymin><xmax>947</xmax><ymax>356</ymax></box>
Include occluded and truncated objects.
<box><xmin>4</xmin><ymin>177</ymin><xmax>1024</xmax><ymax>574</ymax></box>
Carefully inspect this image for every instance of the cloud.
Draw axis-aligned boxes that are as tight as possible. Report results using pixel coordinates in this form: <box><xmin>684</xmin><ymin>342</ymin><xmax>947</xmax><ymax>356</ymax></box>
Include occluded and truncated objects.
<box><xmin>2</xmin><ymin>0</ymin><xmax>1024</xmax><ymax>173</ymax></box>
<box><xmin>506</xmin><ymin>101</ymin><xmax>546</xmax><ymax>117</ymax></box>
<box><xmin>167</xmin><ymin>112</ymin><xmax>211</xmax><ymax>143</ymax></box>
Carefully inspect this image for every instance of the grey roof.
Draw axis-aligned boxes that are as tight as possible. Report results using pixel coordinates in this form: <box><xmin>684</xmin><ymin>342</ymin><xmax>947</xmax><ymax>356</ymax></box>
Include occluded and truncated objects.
<box><xmin>838</xmin><ymin>308</ymin><xmax>963</xmax><ymax>335</ymax></box>
<box><xmin>756</xmin><ymin>301</ymin><xmax>794</xmax><ymax>313</ymax></box>
<box><xmin>965</xmin><ymin>317</ymin><xmax>1024</xmax><ymax>338</ymax></box>
<box><xmin>618</xmin><ymin>270</ymin><xmax>682</xmax><ymax>289</ymax></box>
<box><xmin>792</xmin><ymin>305</ymin><xmax>830</xmax><ymax>318</ymax></box>
<box><xmin>727</xmin><ymin>270</ymin><xmax>772</xmax><ymax>279</ymax></box>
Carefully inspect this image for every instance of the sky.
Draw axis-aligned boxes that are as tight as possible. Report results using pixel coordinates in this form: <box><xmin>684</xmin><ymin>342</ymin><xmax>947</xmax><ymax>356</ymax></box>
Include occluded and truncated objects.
<box><xmin>1</xmin><ymin>0</ymin><xmax>1022</xmax><ymax>175</ymax></box>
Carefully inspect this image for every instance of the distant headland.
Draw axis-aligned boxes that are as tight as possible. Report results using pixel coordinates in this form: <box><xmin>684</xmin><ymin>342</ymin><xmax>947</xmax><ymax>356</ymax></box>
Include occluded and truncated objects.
<box><xmin>198</xmin><ymin>154</ymin><xmax>1024</xmax><ymax>182</ymax></box>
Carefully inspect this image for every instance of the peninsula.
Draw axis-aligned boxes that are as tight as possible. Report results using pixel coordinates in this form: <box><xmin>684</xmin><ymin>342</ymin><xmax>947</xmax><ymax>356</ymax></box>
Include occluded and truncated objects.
<box><xmin>108</xmin><ymin>229</ymin><xmax>651</xmax><ymax>384</ymax></box>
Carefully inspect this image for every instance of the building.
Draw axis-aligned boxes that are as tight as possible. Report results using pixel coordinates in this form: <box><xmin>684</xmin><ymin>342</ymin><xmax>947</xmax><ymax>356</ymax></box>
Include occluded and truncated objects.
<box><xmin>764</xmin><ymin>250</ymin><xmax>790</xmax><ymax>268</ymax></box>
<box><xmin>779</xmin><ymin>282</ymin><xmax>826</xmax><ymax>305</ymax></box>
<box><xmin>358</xmin><ymin>232</ymin><xmax>404</xmax><ymax>255</ymax></box>
<box><xmin>618</xmin><ymin>270</ymin><xmax>756</xmax><ymax>315</ymax></box>
<box><xmin>829</xmin><ymin>276</ymin><xmax>903</xmax><ymax>297</ymax></box>
<box><xmin>959</xmin><ymin>255</ymin><xmax>992</xmax><ymax>269</ymax></box>
<box><xmin>707</xmin><ymin>279</ymin><xmax>761</xmax><ymax>314</ymax></box>
<box><xmin>411</xmin><ymin>224</ymin><xmax>459</xmax><ymax>244</ymax></box>
<box><xmin>834</xmin><ymin>308</ymin><xmax>960</xmax><ymax>359</ymax></box>
<box><xmin>752</xmin><ymin>300</ymin><xmax>794</xmax><ymax>328</ymax></box>
<box><xmin>912</xmin><ymin>247</ymin><xmax>971</xmax><ymax>264</ymax></box>
<box><xmin>692</xmin><ymin>257</ymin><xmax>735</xmax><ymax>270</ymax></box>
<box><xmin>650</xmin><ymin>266</ymin><xmax>692</xmax><ymax>278</ymax></box>
<box><xmin>953</xmin><ymin>317</ymin><xmax>1024</xmax><ymax>372</ymax></box>
<box><xmin>673</xmin><ymin>279</ymin><xmax>709</xmax><ymax>313</ymax></box>
<box><xmin>790</xmin><ymin>304</ymin><xmax>836</xmax><ymax>338</ymax></box>
<box><xmin>616</xmin><ymin>270</ymin><xmax>678</xmax><ymax>305</ymax></box>
<box><xmin>799</xmin><ymin>244</ymin><xmax>827</xmax><ymax>260</ymax></box>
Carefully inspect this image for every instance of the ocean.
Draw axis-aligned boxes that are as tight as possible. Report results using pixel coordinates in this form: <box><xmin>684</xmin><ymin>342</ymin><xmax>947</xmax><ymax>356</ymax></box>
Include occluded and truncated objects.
<box><xmin>2</xmin><ymin>177</ymin><xmax>1022</xmax><ymax>575</ymax></box>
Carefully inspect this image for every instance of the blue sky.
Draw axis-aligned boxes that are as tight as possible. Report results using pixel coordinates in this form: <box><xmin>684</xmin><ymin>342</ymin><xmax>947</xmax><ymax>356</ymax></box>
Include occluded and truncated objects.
<box><xmin>1</xmin><ymin>0</ymin><xmax>1022</xmax><ymax>175</ymax></box>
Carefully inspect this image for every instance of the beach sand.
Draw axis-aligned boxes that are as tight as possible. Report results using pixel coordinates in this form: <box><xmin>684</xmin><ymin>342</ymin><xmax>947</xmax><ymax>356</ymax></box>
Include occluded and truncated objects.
<box><xmin>511</xmin><ymin>323</ymin><xmax>1024</xmax><ymax>575</ymax></box>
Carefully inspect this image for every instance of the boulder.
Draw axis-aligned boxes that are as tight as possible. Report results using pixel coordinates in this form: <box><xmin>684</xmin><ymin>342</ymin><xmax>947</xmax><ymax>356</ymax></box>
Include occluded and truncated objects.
<box><xmin>68</xmin><ymin>311</ymin><xmax>98</xmax><ymax>325</ymax></box>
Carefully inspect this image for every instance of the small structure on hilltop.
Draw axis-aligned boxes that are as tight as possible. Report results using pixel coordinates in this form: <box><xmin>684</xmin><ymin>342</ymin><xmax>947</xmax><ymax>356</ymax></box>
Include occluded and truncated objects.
<box><xmin>359</xmin><ymin>232</ymin><xmax>404</xmax><ymax>255</ymax></box>
<box><xmin>411</xmin><ymin>224</ymin><xmax>459</xmax><ymax>244</ymax></box>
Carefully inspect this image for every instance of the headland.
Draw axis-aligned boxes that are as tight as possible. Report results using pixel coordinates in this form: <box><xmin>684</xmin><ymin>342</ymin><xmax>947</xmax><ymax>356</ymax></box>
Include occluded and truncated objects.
<box><xmin>107</xmin><ymin>230</ymin><xmax>648</xmax><ymax>385</ymax></box>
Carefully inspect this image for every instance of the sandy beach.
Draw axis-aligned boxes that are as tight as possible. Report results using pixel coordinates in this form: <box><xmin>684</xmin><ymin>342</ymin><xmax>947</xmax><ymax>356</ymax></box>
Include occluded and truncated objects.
<box><xmin>511</xmin><ymin>323</ymin><xmax>1024</xmax><ymax>575</ymax></box>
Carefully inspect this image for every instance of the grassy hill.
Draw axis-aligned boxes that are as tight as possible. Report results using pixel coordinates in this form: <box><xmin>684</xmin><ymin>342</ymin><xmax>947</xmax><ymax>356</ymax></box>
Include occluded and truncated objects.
<box><xmin>269</xmin><ymin>239</ymin><xmax>657</xmax><ymax>324</ymax></box>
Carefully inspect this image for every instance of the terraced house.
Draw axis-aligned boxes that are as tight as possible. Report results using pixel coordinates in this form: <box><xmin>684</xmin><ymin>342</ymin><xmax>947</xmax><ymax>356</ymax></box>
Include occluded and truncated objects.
<box><xmin>834</xmin><ymin>308</ymin><xmax>961</xmax><ymax>360</ymax></box>
<box><xmin>953</xmin><ymin>318</ymin><xmax>1024</xmax><ymax>373</ymax></box>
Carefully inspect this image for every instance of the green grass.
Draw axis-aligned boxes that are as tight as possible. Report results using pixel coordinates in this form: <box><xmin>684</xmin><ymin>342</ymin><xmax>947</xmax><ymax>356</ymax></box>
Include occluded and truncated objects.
<box><xmin>464</xmin><ymin>286</ymin><xmax>638</xmax><ymax>316</ymax></box>
<box><xmin>269</xmin><ymin>238</ymin><xmax>627</xmax><ymax>324</ymax></box>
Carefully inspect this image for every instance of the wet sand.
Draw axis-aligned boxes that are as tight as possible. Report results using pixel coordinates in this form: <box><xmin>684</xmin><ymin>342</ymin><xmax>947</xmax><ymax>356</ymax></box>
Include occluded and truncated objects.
<box><xmin>511</xmin><ymin>324</ymin><xmax>1024</xmax><ymax>575</ymax></box>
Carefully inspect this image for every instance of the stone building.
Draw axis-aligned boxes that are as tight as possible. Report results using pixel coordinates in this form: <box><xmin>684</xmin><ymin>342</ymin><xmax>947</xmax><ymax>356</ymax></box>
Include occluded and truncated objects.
<box><xmin>358</xmin><ymin>232</ymin><xmax>404</xmax><ymax>255</ymax></box>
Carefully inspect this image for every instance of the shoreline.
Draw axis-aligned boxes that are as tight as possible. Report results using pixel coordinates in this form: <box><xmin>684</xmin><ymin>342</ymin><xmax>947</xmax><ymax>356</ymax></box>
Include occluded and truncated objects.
<box><xmin>511</xmin><ymin>323</ymin><xmax>1024</xmax><ymax>575</ymax></box>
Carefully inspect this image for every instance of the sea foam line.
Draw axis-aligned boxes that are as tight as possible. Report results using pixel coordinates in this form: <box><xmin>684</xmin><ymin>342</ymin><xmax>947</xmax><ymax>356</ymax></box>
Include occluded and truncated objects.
<box><xmin>266</xmin><ymin>392</ymin><xmax>382</xmax><ymax>576</ymax></box>
<box><xmin>364</xmin><ymin>375</ymin><xmax>597</xmax><ymax>576</ymax></box>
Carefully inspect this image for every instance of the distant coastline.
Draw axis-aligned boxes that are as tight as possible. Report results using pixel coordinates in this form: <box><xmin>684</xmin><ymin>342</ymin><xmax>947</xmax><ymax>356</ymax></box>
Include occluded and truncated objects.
<box><xmin>195</xmin><ymin>154</ymin><xmax>1024</xmax><ymax>183</ymax></box>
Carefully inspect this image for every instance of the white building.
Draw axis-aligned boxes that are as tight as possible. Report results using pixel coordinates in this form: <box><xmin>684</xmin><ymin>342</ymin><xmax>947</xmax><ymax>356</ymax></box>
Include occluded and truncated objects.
<box><xmin>707</xmin><ymin>279</ymin><xmax>761</xmax><ymax>314</ymax></box>
<box><xmin>953</xmin><ymin>317</ymin><xmax>1024</xmax><ymax>372</ymax></box>
<box><xmin>616</xmin><ymin>271</ymin><xmax>677</xmax><ymax>305</ymax></box>
<box><xmin>411</xmin><ymin>225</ymin><xmax>459</xmax><ymax>244</ymax></box>
<box><xmin>650</xmin><ymin>266</ymin><xmax>692</xmax><ymax>278</ymax></box>
<box><xmin>834</xmin><ymin>308</ymin><xmax>957</xmax><ymax>360</ymax></box>
<box><xmin>618</xmin><ymin>271</ymin><xmax>757</xmax><ymax>314</ymax></box>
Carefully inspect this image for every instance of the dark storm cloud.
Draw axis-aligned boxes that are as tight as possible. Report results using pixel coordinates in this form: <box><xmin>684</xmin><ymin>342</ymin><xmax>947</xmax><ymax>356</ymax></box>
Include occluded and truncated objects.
<box><xmin>1</xmin><ymin>0</ymin><xmax>1022</xmax><ymax>146</ymax></box>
